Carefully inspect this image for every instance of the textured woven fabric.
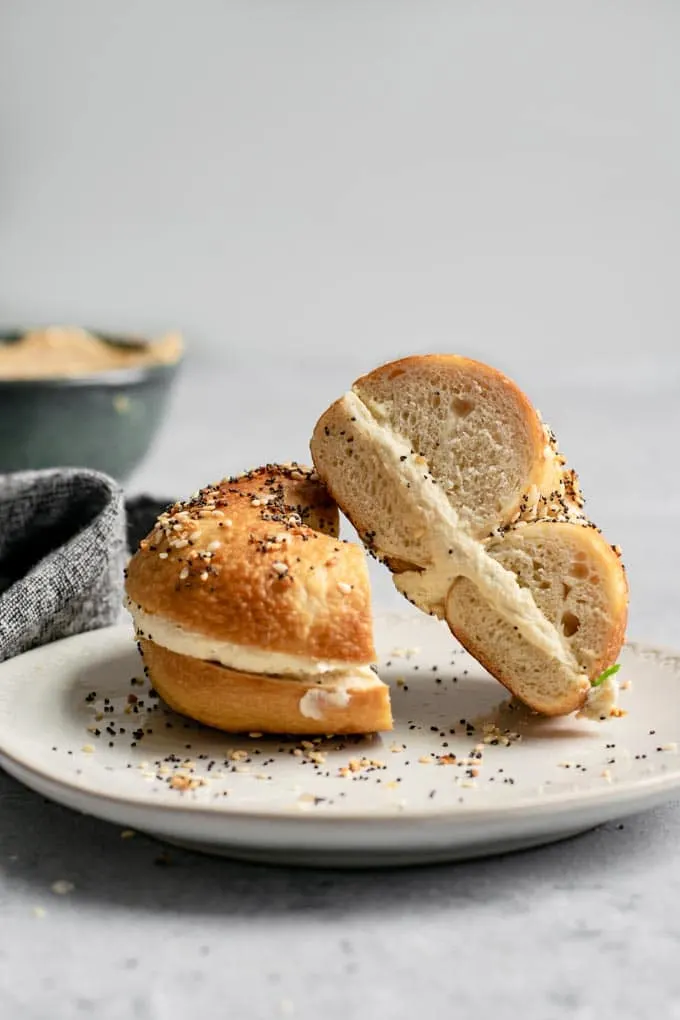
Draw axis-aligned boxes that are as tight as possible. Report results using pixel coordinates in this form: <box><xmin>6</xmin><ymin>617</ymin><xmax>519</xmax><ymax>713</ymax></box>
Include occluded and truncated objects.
<box><xmin>0</xmin><ymin>469</ymin><xmax>133</xmax><ymax>663</ymax></box>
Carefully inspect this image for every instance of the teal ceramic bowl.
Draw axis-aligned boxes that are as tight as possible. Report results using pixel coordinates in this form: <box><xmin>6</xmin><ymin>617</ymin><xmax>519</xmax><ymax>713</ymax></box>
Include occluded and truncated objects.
<box><xmin>0</xmin><ymin>331</ymin><xmax>182</xmax><ymax>481</ymax></box>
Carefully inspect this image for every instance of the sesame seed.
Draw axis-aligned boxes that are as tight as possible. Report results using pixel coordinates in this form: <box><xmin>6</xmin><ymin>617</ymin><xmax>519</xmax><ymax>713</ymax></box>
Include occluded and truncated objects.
<box><xmin>337</xmin><ymin>581</ymin><xmax>352</xmax><ymax>594</ymax></box>
<box><xmin>169</xmin><ymin>775</ymin><xmax>193</xmax><ymax>791</ymax></box>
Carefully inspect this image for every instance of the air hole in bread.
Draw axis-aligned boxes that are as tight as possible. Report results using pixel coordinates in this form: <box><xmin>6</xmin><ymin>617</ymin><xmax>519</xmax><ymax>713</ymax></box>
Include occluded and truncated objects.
<box><xmin>562</xmin><ymin>582</ymin><xmax>572</xmax><ymax>598</ymax></box>
<box><xmin>451</xmin><ymin>396</ymin><xmax>474</xmax><ymax>418</ymax></box>
<box><xmin>571</xmin><ymin>562</ymin><xmax>589</xmax><ymax>579</ymax></box>
<box><xmin>561</xmin><ymin>611</ymin><xmax>580</xmax><ymax>637</ymax></box>
<box><xmin>539</xmin><ymin>580</ymin><xmax>551</xmax><ymax>589</ymax></box>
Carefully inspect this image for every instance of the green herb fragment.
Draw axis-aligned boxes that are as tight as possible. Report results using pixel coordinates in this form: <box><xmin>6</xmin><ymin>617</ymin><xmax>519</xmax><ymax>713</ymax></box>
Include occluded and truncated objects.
<box><xmin>592</xmin><ymin>663</ymin><xmax>621</xmax><ymax>687</ymax></box>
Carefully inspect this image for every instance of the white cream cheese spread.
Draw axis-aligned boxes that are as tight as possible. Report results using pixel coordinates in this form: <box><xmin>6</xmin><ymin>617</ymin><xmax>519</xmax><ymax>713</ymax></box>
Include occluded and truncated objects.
<box><xmin>126</xmin><ymin>600</ymin><xmax>380</xmax><ymax>721</ymax></box>
<box><xmin>342</xmin><ymin>389</ymin><xmax>582</xmax><ymax>676</ymax></box>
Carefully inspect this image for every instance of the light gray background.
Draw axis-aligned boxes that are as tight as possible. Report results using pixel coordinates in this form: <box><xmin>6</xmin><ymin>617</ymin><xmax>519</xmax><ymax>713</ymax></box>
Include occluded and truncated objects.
<box><xmin>1</xmin><ymin>3</ymin><xmax>680</xmax><ymax>1018</ymax></box>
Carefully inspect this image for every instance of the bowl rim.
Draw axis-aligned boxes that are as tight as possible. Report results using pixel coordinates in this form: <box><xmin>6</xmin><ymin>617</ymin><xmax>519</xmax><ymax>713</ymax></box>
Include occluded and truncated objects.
<box><xmin>0</xmin><ymin>329</ymin><xmax>183</xmax><ymax>388</ymax></box>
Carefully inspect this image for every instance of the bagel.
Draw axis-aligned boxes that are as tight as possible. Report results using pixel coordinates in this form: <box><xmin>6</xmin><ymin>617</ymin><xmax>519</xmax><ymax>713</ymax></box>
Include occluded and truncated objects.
<box><xmin>311</xmin><ymin>355</ymin><xmax>628</xmax><ymax>718</ymax></box>
<box><xmin>125</xmin><ymin>463</ymin><xmax>392</xmax><ymax>734</ymax></box>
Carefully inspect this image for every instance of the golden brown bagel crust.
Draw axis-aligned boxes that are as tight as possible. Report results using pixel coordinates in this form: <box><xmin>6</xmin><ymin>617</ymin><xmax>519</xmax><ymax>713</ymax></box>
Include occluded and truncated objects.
<box><xmin>125</xmin><ymin>464</ymin><xmax>375</xmax><ymax>665</ymax></box>
<box><xmin>140</xmin><ymin>639</ymin><xmax>393</xmax><ymax>734</ymax></box>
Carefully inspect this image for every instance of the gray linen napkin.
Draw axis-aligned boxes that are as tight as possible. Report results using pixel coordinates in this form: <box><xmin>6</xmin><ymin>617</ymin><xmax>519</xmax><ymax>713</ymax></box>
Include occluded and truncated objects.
<box><xmin>0</xmin><ymin>469</ymin><xmax>169</xmax><ymax>664</ymax></box>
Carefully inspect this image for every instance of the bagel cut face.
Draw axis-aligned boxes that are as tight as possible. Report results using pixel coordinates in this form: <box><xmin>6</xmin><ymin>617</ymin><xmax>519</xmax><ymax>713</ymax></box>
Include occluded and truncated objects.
<box><xmin>311</xmin><ymin>356</ymin><xmax>628</xmax><ymax>718</ymax></box>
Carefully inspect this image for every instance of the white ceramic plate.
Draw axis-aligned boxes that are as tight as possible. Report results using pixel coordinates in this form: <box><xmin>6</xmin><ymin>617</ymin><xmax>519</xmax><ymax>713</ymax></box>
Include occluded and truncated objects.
<box><xmin>0</xmin><ymin>613</ymin><xmax>678</xmax><ymax>867</ymax></box>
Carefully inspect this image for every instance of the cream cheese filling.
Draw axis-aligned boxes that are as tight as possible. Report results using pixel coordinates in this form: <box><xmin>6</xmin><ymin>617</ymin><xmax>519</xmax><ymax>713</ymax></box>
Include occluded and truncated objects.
<box><xmin>343</xmin><ymin>389</ymin><xmax>582</xmax><ymax>677</ymax></box>
<box><xmin>578</xmin><ymin>676</ymin><xmax>618</xmax><ymax>721</ymax></box>
<box><xmin>126</xmin><ymin>599</ymin><xmax>378</xmax><ymax>686</ymax></box>
<box><xmin>299</xmin><ymin>685</ymin><xmax>352</xmax><ymax>719</ymax></box>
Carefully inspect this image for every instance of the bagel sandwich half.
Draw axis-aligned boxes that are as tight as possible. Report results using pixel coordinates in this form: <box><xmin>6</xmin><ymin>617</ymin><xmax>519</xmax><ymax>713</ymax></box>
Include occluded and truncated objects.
<box><xmin>311</xmin><ymin>355</ymin><xmax>628</xmax><ymax>718</ymax></box>
<box><xmin>125</xmin><ymin>464</ymin><xmax>392</xmax><ymax>734</ymax></box>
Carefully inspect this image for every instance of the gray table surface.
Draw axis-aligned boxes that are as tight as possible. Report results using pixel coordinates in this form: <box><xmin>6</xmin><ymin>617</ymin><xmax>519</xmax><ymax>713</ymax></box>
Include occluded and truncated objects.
<box><xmin>2</xmin><ymin>351</ymin><xmax>679</xmax><ymax>1020</ymax></box>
